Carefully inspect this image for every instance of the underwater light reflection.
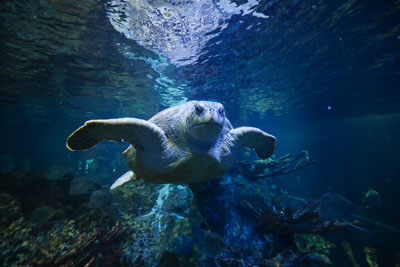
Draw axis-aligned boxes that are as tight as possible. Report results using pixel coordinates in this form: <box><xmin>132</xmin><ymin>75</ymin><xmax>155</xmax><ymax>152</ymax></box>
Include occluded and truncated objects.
<box><xmin>107</xmin><ymin>0</ymin><xmax>268</xmax><ymax>66</ymax></box>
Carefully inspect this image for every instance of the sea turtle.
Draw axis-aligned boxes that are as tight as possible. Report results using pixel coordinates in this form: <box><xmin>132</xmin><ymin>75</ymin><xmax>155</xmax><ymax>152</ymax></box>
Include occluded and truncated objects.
<box><xmin>66</xmin><ymin>101</ymin><xmax>276</xmax><ymax>186</ymax></box>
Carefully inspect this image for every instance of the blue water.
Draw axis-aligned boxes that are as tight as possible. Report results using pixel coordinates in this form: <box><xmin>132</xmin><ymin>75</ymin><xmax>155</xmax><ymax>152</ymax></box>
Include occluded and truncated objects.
<box><xmin>0</xmin><ymin>0</ymin><xmax>399</xmax><ymax>266</ymax></box>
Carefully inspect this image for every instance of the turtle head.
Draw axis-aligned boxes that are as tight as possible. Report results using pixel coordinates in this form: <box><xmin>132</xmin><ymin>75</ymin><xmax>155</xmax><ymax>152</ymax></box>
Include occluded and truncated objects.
<box><xmin>185</xmin><ymin>101</ymin><xmax>225</xmax><ymax>144</ymax></box>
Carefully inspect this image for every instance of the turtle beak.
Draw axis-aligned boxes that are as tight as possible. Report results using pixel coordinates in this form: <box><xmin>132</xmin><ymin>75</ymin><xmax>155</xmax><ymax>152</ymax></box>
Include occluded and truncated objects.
<box><xmin>199</xmin><ymin>106</ymin><xmax>224</xmax><ymax>127</ymax></box>
<box><xmin>186</xmin><ymin>102</ymin><xmax>225</xmax><ymax>143</ymax></box>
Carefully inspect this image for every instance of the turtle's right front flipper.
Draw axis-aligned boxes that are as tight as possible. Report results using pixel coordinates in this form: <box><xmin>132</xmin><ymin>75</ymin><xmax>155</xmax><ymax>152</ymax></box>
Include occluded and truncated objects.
<box><xmin>66</xmin><ymin>118</ymin><xmax>167</xmax><ymax>152</ymax></box>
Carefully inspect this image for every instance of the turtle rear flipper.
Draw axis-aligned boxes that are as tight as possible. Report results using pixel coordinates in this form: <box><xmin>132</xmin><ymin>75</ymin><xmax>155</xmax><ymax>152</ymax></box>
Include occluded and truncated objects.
<box><xmin>110</xmin><ymin>170</ymin><xmax>135</xmax><ymax>190</ymax></box>
<box><xmin>230</xmin><ymin>127</ymin><xmax>276</xmax><ymax>159</ymax></box>
<box><xmin>66</xmin><ymin>118</ymin><xmax>167</xmax><ymax>153</ymax></box>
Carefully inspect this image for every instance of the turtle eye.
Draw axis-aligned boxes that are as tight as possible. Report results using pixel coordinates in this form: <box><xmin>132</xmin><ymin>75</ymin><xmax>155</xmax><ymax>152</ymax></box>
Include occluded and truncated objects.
<box><xmin>218</xmin><ymin>107</ymin><xmax>224</xmax><ymax>116</ymax></box>
<box><xmin>194</xmin><ymin>103</ymin><xmax>204</xmax><ymax>114</ymax></box>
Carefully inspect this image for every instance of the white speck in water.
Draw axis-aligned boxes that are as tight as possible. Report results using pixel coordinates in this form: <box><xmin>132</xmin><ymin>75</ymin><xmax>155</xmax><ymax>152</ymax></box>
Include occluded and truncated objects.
<box><xmin>327</xmin><ymin>105</ymin><xmax>332</xmax><ymax>110</ymax></box>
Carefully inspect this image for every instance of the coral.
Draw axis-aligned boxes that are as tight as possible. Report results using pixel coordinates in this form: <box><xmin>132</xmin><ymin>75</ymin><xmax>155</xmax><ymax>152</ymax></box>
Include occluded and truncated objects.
<box><xmin>365</xmin><ymin>247</ymin><xmax>378</xmax><ymax>267</ymax></box>
<box><xmin>191</xmin><ymin>175</ymin><xmax>278</xmax><ymax>262</ymax></box>
<box><xmin>0</xmin><ymin>171</ymin><xmax>198</xmax><ymax>267</ymax></box>
<box><xmin>342</xmin><ymin>241</ymin><xmax>360</xmax><ymax>267</ymax></box>
<box><xmin>296</xmin><ymin>235</ymin><xmax>336</xmax><ymax>255</ymax></box>
<box><xmin>0</xmin><ymin>207</ymin><xmax>125</xmax><ymax>266</ymax></box>
<box><xmin>0</xmin><ymin>217</ymin><xmax>34</xmax><ymax>266</ymax></box>
<box><xmin>242</xmin><ymin>199</ymin><xmax>355</xmax><ymax>235</ymax></box>
<box><xmin>235</xmin><ymin>151</ymin><xmax>315</xmax><ymax>179</ymax></box>
<box><xmin>215</xmin><ymin>253</ymin><xmax>267</xmax><ymax>266</ymax></box>
<box><xmin>301</xmin><ymin>252</ymin><xmax>333</xmax><ymax>266</ymax></box>
<box><xmin>189</xmin><ymin>167</ymin><xmax>347</xmax><ymax>266</ymax></box>
<box><xmin>0</xmin><ymin>193</ymin><xmax>22</xmax><ymax>228</ymax></box>
<box><xmin>264</xmin><ymin>249</ymin><xmax>299</xmax><ymax>266</ymax></box>
<box><xmin>31</xmin><ymin>221</ymin><xmax>125</xmax><ymax>266</ymax></box>
<box><xmin>0</xmin><ymin>156</ymin><xmax>371</xmax><ymax>267</ymax></box>
<box><xmin>0</xmin><ymin>172</ymin><xmax>124</xmax><ymax>266</ymax></box>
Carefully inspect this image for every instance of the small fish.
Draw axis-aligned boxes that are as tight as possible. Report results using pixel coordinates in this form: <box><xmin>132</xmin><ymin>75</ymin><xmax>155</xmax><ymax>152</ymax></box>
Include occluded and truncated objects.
<box><xmin>110</xmin><ymin>193</ymin><xmax>129</xmax><ymax>212</ymax></box>
<box><xmin>88</xmin><ymin>189</ymin><xmax>112</xmax><ymax>208</ymax></box>
<box><xmin>317</xmin><ymin>193</ymin><xmax>360</xmax><ymax>220</ymax></box>
<box><xmin>45</xmin><ymin>164</ymin><xmax>72</xmax><ymax>181</ymax></box>
<box><xmin>69</xmin><ymin>176</ymin><xmax>94</xmax><ymax>195</ymax></box>
<box><xmin>362</xmin><ymin>189</ymin><xmax>381</xmax><ymax>209</ymax></box>
<box><xmin>29</xmin><ymin>206</ymin><xmax>58</xmax><ymax>224</ymax></box>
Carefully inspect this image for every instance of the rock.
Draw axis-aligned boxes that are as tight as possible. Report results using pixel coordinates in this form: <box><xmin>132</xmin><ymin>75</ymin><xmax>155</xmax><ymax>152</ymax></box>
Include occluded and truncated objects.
<box><xmin>119</xmin><ymin>180</ymin><xmax>196</xmax><ymax>266</ymax></box>
<box><xmin>0</xmin><ymin>193</ymin><xmax>22</xmax><ymax>228</ymax></box>
<box><xmin>0</xmin><ymin>164</ymin><xmax>341</xmax><ymax>266</ymax></box>
<box><xmin>191</xmin><ymin>175</ymin><xmax>279</xmax><ymax>262</ymax></box>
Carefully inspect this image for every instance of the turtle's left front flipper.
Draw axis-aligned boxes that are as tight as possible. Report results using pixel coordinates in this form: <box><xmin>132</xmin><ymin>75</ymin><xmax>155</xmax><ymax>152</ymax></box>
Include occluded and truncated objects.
<box><xmin>229</xmin><ymin>127</ymin><xmax>276</xmax><ymax>159</ymax></box>
<box><xmin>66</xmin><ymin>118</ymin><xmax>167</xmax><ymax>152</ymax></box>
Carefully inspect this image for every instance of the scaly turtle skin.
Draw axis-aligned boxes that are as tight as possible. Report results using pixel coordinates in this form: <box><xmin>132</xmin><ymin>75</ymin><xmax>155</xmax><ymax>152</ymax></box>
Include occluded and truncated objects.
<box><xmin>66</xmin><ymin>101</ymin><xmax>276</xmax><ymax>184</ymax></box>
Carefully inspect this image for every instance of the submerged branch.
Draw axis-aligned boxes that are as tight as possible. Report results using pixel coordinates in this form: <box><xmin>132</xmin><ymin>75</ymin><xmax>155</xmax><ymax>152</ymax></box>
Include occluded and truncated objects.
<box><xmin>235</xmin><ymin>151</ymin><xmax>315</xmax><ymax>179</ymax></box>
